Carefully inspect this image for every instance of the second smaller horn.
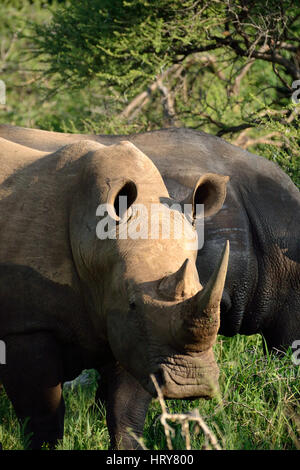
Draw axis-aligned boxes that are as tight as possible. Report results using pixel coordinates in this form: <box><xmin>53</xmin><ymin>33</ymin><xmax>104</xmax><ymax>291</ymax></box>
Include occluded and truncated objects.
<box><xmin>158</xmin><ymin>258</ymin><xmax>201</xmax><ymax>301</ymax></box>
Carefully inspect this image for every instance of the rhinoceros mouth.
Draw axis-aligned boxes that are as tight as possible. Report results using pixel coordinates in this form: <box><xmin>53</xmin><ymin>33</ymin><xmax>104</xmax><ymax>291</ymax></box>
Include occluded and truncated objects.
<box><xmin>146</xmin><ymin>355</ymin><xmax>219</xmax><ymax>400</ymax></box>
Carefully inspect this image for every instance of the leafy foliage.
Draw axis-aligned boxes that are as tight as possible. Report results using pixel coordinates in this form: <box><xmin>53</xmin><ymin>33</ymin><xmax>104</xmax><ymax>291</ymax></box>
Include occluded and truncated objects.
<box><xmin>29</xmin><ymin>0</ymin><xmax>300</xmax><ymax>187</ymax></box>
<box><xmin>32</xmin><ymin>0</ymin><xmax>300</xmax><ymax>91</ymax></box>
<box><xmin>1</xmin><ymin>1</ymin><xmax>299</xmax><ymax>187</ymax></box>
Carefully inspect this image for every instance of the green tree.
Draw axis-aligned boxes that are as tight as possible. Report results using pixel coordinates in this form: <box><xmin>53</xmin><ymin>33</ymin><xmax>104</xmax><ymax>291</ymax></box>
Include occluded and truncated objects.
<box><xmin>30</xmin><ymin>0</ymin><xmax>300</xmax><ymax>185</ymax></box>
<box><xmin>1</xmin><ymin>0</ymin><xmax>299</xmax><ymax>185</ymax></box>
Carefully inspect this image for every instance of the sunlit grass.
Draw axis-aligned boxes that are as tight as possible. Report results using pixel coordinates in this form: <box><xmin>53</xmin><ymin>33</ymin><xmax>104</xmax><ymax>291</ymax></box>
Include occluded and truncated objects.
<box><xmin>1</xmin><ymin>334</ymin><xmax>299</xmax><ymax>450</ymax></box>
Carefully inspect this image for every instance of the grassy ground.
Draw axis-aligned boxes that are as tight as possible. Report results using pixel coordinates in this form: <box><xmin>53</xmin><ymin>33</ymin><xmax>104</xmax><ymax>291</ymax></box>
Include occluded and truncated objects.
<box><xmin>1</xmin><ymin>334</ymin><xmax>299</xmax><ymax>450</ymax></box>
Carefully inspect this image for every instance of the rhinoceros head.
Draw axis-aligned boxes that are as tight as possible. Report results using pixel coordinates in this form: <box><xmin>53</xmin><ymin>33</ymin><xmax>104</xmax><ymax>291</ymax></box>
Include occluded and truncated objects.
<box><xmin>70</xmin><ymin>141</ymin><xmax>229</xmax><ymax>399</ymax></box>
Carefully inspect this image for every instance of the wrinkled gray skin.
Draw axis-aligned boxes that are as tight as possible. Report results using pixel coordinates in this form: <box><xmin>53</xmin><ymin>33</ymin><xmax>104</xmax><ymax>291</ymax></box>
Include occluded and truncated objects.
<box><xmin>1</xmin><ymin>125</ymin><xmax>300</xmax><ymax>449</ymax></box>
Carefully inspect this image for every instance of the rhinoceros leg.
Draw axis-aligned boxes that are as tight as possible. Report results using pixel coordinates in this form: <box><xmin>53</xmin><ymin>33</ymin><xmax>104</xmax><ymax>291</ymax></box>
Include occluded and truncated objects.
<box><xmin>96</xmin><ymin>363</ymin><xmax>152</xmax><ymax>450</ymax></box>
<box><xmin>0</xmin><ymin>332</ymin><xmax>65</xmax><ymax>449</ymax></box>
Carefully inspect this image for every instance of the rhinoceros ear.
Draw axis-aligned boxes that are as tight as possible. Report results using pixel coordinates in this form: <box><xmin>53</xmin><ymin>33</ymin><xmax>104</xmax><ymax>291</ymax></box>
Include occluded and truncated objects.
<box><xmin>181</xmin><ymin>173</ymin><xmax>229</xmax><ymax>219</ymax></box>
<box><xmin>106</xmin><ymin>179</ymin><xmax>138</xmax><ymax>222</ymax></box>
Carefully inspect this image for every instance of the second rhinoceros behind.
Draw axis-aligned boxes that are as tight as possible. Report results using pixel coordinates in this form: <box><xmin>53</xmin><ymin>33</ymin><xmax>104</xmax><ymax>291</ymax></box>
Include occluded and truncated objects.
<box><xmin>0</xmin><ymin>137</ymin><xmax>229</xmax><ymax>449</ymax></box>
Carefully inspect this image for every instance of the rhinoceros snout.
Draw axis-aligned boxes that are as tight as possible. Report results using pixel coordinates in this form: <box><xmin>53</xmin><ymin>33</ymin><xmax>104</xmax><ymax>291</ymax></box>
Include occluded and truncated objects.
<box><xmin>148</xmin><ymin>353</ymin><xmax>220</xmax><ymax>400</ymax></box>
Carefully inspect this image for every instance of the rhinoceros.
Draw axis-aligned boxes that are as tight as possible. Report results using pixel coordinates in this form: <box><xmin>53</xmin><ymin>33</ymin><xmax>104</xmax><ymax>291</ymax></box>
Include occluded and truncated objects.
<box><xmin>1</xmin><ymin>125</ymin><xmax>299</xmax><ymax>351</ymax></box>
<box><xmin>0</xmin><ymin>131</ymin><xmax>230</xmax><ymax>449</ymax></box>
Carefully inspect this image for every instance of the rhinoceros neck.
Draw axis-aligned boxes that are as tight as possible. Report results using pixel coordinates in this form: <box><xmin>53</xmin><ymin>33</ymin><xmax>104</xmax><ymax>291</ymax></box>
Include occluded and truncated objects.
<box><xmin>237</xmin><ymin>173</ymin><xmax>300</xmax><ymax>335</ymax></box>
<box><xmin>0</xmin><ymin>140</ymin><xmax>102</xmax><ymax>284</ymax></box>
<box><xmin>0</xmin><ymin>124</ymin><xmax>118</xmax><ymax>152</ymax></box>
<box><xmin>0</xmin><ymin>139</ymin><xmax>112</xmax><ymax>354</ymax></box>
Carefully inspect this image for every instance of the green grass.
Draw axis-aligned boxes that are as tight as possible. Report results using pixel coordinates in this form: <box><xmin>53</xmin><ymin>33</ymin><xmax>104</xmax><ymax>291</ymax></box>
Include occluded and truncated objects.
<box><xmin>1</xmin><ymin>334</ymin><xmax>299</xmax><ymax>450</ymax></box>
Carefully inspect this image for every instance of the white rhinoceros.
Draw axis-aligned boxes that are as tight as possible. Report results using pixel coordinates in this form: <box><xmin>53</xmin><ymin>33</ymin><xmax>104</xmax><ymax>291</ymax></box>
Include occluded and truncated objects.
<box><xmin>0</xmin><ymin>130</ymin><xmax>229</xmax><ymax>449</ymax></box>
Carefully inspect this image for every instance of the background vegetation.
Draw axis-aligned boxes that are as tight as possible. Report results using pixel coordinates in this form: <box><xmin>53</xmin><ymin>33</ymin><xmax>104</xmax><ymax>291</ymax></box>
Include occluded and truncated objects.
<box><xmin>1</xmin><ymin>335</ymin><xmax>300</xmax><ymax>450</ymax></box>
<box><xmin>0</xmin><ymin>0</ymin><xmax>299</xmax><ymax>450</ymax></box>
<box><xmin>1</xmin><ymin>0</ymin><xmax>299</xmax><ymax>186</ymax></box>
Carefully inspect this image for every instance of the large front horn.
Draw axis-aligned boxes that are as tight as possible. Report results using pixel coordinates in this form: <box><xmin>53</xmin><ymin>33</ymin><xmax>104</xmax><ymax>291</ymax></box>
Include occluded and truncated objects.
<box><xmin>172</xmin><ymin>240</ymin><xmax>230</xmax><ymax>352</ymax></box>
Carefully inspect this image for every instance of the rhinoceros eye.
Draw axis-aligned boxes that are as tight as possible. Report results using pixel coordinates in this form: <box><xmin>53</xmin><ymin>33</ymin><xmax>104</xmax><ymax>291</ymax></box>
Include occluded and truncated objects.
<box><xmin>129</xmin><ymin>302</ymin><xmax>136</xmax><ymax>311</ymax></box>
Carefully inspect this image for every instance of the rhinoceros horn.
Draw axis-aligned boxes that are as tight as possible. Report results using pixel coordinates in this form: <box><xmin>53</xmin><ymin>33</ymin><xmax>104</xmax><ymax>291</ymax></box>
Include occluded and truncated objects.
<box><xmin>158</xmin><ymin>258</ymin><xmax>201</xmax><ymax>300</ymax></box>
<box><xmin>171</xmin><ymin>240</ymin><xmax>230</xmax><ymax>352</ymax></box>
